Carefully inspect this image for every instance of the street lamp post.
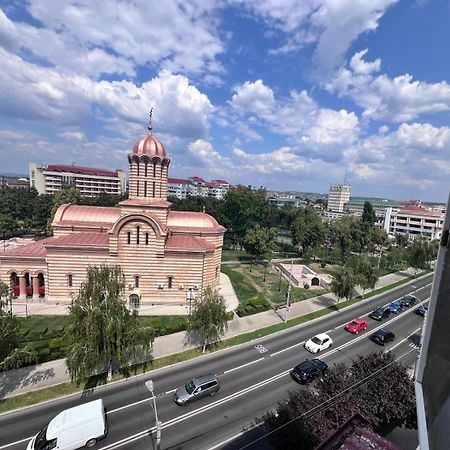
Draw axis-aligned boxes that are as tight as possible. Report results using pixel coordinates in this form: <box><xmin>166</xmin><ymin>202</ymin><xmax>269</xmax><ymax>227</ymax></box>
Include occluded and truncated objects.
<box><xmin>187</xmin><ymin>288</ymin><xmax>195</xmax><ymax>315</ymax></box>
<box><xmin>278</xmin><ymin>269</ymin><xmax>282</xmax><ymax>292</ymax></box>
<box><xmin>145</xmin><ymin>380</ymin><xmax>162</xmax><ymax>450</ymax></box>
<box><xmin>284</xmin><ymin>261</ymin><xmax>293</xmax><ymax>323</ymax></box>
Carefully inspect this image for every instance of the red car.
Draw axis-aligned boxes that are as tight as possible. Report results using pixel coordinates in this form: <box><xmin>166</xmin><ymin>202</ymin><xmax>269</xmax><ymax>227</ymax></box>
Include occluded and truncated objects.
<box><xmin>345</xmin><ymin>318</ymin><xmax>368</xmax><ymax>334</ymax></box>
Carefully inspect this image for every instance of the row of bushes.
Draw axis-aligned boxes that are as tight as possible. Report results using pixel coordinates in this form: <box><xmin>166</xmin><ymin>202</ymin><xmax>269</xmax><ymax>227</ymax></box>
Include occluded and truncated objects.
<box><xmin>236</xmin><ymin>297</ymin><xmax>271</xmax><ymax>317</ymax></box>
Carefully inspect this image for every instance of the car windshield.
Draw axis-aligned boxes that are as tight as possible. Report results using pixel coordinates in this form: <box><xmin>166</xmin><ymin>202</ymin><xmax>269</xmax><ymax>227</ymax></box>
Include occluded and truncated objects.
<box><xmin>374</xmin><ymin>308</ymin><xmax>383</xmax><ymax>314</ymax></box>
<box><xmin>35</xmin><ymin>427</ymin><xmax>57</xmax><ymax>450</ymax></box>
<box><xmin>185</xmin><ymin>380</ymin><xmax>196</xmax><ymax>394</ymax></box>
<box><xmin>311</xmin><ymin>336</ymin><xmax>322</xmax><ymax>345</ymax></box>
<box><xmin>350</xmin><ymin>321</ymin><xmax>359</xmax><ymax>327</ymax></box>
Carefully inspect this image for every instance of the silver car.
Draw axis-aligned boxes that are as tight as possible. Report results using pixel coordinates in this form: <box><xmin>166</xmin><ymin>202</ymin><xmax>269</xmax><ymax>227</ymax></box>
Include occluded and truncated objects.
<box><xmin>174</xmin><ymin>374</ymin><xmax>220</xmax><ymax>405</ymax></box>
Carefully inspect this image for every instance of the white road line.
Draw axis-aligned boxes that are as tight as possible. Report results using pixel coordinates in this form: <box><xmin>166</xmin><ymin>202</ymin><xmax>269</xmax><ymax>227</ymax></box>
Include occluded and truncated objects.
<box><xmin>0</xmin><ymin>437</ymin><xmax>32</xmax><ymax>450</ymax></box>
<box><xmin>109</xmin><ymin>398</ymin><xmax>150</xmax><ymax>414</ymax></box>
<box><xmin>158</xmin><ymin>388</ymin><xmax>176</xmax><ymax>396</ymax></box>
<box><xmin>208</xmin><ymin>431</ymin><xmax>245</xmax><ymax>450</ymax></box>
<box><xmin>270</xmin><ymin>341</ymin><xmax>305</xmax><ymax>357</ymax></box>
<box><xmin>223</xmin><ymin>357</ymin><xmax>264</xmax><ymax>374</ymax></box>
<box><xmin>387</xmin><ymin>328</ymin><xmax>421</xmax><ymax>353</ymax></box>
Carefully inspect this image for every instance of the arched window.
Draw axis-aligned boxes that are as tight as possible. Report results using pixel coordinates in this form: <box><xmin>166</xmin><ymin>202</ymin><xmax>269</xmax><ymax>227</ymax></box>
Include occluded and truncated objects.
<box><xmin>168</xmin><ymin>276</ymin><xmax>173</xmax><ymax>289</ymax></box>
<box><xmin>136</xmin><ymin>226</ymin><xmax>140</xmax><ymax>244</ymax></box>
<box><xmin>144</xmin><ymin>162</ymin><xmax>148</xmax><ymax>177</ymax></box>
<box><xmin>137</xmin><ymin>162</ymin><xmax>140</xmax><ymax>176</ymax></box>
<box><xmin>144</xmin><ymin>181</ymin><xmax>147</xmax><ymax>197</ymax></box>
<box><xmin>215</xmin><ymin>267</ymin><xmax>219</xmax><ymax>278</ymax></box>
<box><xmin>153</xmin><ymin>163</ymin><xmax>156</xmax><ymax>177</ymax></box>
<box><xmin>152</xmin><ymin>181</ymin><xmax>156</xmax><ymax>197</ymax></box>
<box><xmin>135</xmin><ymin>276</ymin><xmax>140</xmax><ymax>288</ymax></box>
<box><xmin>127</xmin><ymin>232</ymin><xmax>131</xmax><ymax>244</ymax></box>
<box><xmin>136</xmin><ymin>180</ymin><xmax>140</xmax><ymax>196</ymax></box>
<box><xmin>67</xmin><ymin>274</ymin><xmax>73</xmax><ymax>287</ymax></box>
<box><xmin>145</xmin><ymin>233</ymin><xmax>149</xmax><ymax>245</ymax></box>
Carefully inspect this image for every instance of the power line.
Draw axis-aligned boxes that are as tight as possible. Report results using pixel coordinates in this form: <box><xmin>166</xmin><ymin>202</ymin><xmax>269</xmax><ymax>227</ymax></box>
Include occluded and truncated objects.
<box><xmin>238</xmin><ymin>349</ymin><xmax>416</xmax><ymax>450</ymax></box>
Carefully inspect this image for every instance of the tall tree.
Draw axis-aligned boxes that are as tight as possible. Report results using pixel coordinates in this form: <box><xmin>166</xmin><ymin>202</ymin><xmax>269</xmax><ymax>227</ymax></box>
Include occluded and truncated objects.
<box><xmin>187</xmin><ymin>286</ymin><xmax>228</xmax><ymax>353</ymax></box>
<box><xmin>408</xmin><ymin>237</ymin><xmax>434</xmax><ymax>272</ymax></box>
<box><xmin>243</xmin><ymin>225</ymin><xmax>277</xmax><ymax>270</ymax></box>
<box><xmin>65</xmin><ymin>264</ymin><xmax>153</xmax><ymax>383</ymax></box>
<box><xmin>290</xmin><ymin>208</ymin><xmax>325</xmax><ymax>258</ymax></box>
<box><xmin>0</xmin><ymin>213</ymin><xmax>17</xmax><ymax>241</ymax></box>
<box><xmin>362</xmin><ymin>201</ymin><xmax>376</xmax><ymax>225</ymax></box>
<box><xmin>354</xmin><ymin>257</ymin><xmax>379</xmax><ymax>298</ymax></box>
<box><xmin>330</xmin><ymin>267</ymin><xmax>355</xmax><ymax>306</ymax></box>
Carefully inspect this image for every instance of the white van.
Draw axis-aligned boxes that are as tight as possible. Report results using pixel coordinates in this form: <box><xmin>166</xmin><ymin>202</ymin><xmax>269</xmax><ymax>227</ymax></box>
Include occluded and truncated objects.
<box><xmin>27</xmin><ymin>399</ymin><xmax>107</xmax><ymax>450</ymax></box>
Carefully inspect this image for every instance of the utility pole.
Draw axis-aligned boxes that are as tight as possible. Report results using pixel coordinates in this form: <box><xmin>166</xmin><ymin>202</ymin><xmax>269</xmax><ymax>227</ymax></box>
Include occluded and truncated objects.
<box><xmin>145</xmin><ymin>380</ymin><xmax>162</xmax><ymax>450</ymax></box>
<box><xmin>284</xmin><ymin>261</ymin><xmax>293</xmax><ymax>323</ymax></box>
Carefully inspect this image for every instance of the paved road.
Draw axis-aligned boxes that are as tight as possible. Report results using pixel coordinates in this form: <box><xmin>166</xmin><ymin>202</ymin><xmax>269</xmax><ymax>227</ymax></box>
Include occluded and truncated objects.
<box><xmin>0</xmin><ymin>274</ymin><xmax>431</xmax><ymax>450</ymax></box>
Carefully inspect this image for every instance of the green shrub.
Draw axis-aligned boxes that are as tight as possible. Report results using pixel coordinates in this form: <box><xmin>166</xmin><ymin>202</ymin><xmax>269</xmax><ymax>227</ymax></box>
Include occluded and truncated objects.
<box><xmin>49</xmin><ymin>337</ymin><xmax>64</xmax><ymax>349</ymax></box>
<box><xmin>304</xmin><ymin>283</ymin><xmax>310</xmax><ymax>289</ymax></box>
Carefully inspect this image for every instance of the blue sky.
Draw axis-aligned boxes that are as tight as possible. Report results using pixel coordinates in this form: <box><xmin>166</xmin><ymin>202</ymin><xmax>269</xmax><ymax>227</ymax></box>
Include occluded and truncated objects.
<box><xmin>0</xmin><ymin>0</ymin><xmax>449</xmax><ymax>202</ymax></box>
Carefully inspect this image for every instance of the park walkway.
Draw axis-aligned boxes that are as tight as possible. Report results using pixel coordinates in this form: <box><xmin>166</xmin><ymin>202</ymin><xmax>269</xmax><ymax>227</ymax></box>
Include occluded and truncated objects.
<box><xmin>0</xmin><ymin>268</ymin><xmax>419</xmax><ymax>399</ymax></box>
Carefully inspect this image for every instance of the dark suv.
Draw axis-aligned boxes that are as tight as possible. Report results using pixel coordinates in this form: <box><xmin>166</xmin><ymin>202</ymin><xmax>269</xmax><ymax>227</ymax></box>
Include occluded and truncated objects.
<box><xmin>370</xmin><ymin>329</ymin><xmax>395</xmax><ymax>346</ymax></box>
<box><xmin>400</xmin><ymin>294</ymin><xmax>417</xmax><ymax>307</ymax></box>
<box><xmin>291</xmin><ymin>359</ymin><xmax>328</xmax><ymax>384</ymax></box>
<box><xmin>369</xmin><ymin>306</ymin><xmax>390</xmax><ymax>321</ymax></box>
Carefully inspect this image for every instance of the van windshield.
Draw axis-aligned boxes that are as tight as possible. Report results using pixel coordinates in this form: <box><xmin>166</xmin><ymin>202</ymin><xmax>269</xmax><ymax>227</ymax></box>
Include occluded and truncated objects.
<box><xmin>35</xmin><ymin>427</ymin><xmax>57</xmax><ymax>450</ymax></box>
<box><xmin>185</xmin><ymin>380</ymin><xmax>196</xmax><ymax>394</ymax></box>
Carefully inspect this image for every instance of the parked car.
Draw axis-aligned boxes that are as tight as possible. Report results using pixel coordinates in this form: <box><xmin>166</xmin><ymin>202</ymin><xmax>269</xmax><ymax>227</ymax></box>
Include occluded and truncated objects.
<box><xmin>415</xmin><ymin>305</ymin><xmax>428</xmax><ymax>317</ymax></box>
<box><xmin>174</xmin><ymin>374</ymin><xmax>220</xmax><ymax>405</ymax></box>
<box><xmin>304</xmin><ymin>333</ymin><xmax>333</xmax><ymax>353</ymax></box>
<box><xmin>27</xmin><ymin>399</ymin><xmax>107</xmax><ymax>450</ymax></box>
<box><xmin>291</xmin><ymin>359</ymin><xmax>328</xmax><ymax>384</ymax></box>
<box><xmin>370</xmin><ymin>329</ymin><xmax>395</xmax><ymax>346</ymax></box>
<box><xmin>388</xmin><ymin>300</ymin><xmax>404</xmax><ymax>314</ymax></box>
<box><xmin>400</xmin><ymin>294</ymin><xmax>417</xmax><ymax>307</ymax></box>
<box><xmin>369</xmin><ymin>306</ymin><xmax>391</xmax><ymax>321</ymax></box>
<box><xmin>345</xmin><ymin>318</ymin><xmax>368</xmax><ymax>334</ymax></box>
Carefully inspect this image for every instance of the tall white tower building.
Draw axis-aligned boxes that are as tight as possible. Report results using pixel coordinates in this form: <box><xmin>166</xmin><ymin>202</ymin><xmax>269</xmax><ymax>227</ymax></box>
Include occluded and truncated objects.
<box><xmin>327</xmin><ymin>184</ymin><xmax>351</xmax><ymax>212</ymax></box>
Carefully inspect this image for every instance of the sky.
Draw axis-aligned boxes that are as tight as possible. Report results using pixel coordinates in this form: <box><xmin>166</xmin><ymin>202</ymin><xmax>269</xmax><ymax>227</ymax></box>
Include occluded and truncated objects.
<box><xmin>0</xmin><ymin>0</ymin><xmax>449</xmax><ymax>202</ymax></box>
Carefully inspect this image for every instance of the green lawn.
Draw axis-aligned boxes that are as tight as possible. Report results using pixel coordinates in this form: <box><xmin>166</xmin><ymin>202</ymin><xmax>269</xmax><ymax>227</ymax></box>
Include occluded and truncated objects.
<box><xmin>221</xmin><ymin>249</ymin><xmax>253</xmax><ymax>261</ymax></box>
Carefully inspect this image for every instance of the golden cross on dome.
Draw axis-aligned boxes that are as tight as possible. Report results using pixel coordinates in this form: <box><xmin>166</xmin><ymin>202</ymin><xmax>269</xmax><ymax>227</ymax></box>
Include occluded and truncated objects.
<box><xmin>148</xmin><ymin>108</ymin><xmax>153</xmax><ymax>134</ymax></box>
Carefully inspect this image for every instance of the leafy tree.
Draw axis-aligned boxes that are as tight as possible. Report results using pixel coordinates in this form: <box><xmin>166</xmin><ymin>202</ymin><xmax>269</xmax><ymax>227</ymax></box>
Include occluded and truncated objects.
<box><xmin>362</xmin><ymin>201</ymin><xmax>376</xmax><ymax>225</ymax></box>
<box><xmin>263</xmin><ymin>351</ymin><xmax>417</xmax><ymax>449</ymax></box>
<box><xmin>354</xmin><ymin>257</ymin><xmax>379</xmax><ymax>298</ymax></box>
<box><xmin>187</xmin><ymin>286</ymin><xmax>228</xmax><ymax>353</ymax></box>
<box><xmin>367</xmin><ymin>226</ymin><xmax>388</xmax><ymax>255</ymax></box>
<box><xmin>243</xmin><ymin>225</ymin><xmax>277</xmax><ymax>270</ymax></box>
<box><xmin>65</xmin><ymin>264</ymin><xmax>153</xmax><ymax>383</ymax></box>
<box><xmin>0</xmin><ymin>213</ymin><xmax>17</xmax><ymax>240</ymax></box>
<box><xmin>290</xmin><ymin>208</ymin><xmax>325</xmax><ymax>258</ymax></box>
<box><xmin>328</xmin><ymin>216</ymin><xmax>366</xmax><ymax>259</ymax></box>
<box><xmin>330</xmin><ymin>267</ymin><xmax>355</xmax><ymax>306</ymax></box>
<box><xmin>395</xmin><ymin>232</ymin><xmax>409</xmax><ymax>247</ymax></box>
<box><xmin>408</xmin><ymin>237</ymin><xmax>434</xmax><ymax>272</ymax></box>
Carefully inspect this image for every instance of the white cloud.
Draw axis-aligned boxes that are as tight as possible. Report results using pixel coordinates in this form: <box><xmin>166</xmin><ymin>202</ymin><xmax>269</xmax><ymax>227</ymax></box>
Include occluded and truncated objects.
<box><xmin>327</xmin><ymin>50</ymin><xmax>450</xmax><ymax>122</ymax></box>
<box><xmin>60</xmin><ymin>131</ymin><xmax>85</xmax><ymax>140</ymax></box>
<box><xmin>231</xmin><ymin>80</ymin><xmax>275</xmax><ymax>115</ymax></box>
<box><xmin>188</xmin><ymin>139</ymin><xmax>233</xmax><ymax>168</ymax></box>
<box><xmin>236</xmin><ymin>0</ymin><xmax>397</xmax><ymax>72</ymax></box>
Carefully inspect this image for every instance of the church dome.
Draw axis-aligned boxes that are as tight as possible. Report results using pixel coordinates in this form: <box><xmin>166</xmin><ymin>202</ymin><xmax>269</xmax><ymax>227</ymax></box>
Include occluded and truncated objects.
<box><xmin>132</xmin><ymin>133</ymin><xmax>166</xmax><ymax>158</ymax></box>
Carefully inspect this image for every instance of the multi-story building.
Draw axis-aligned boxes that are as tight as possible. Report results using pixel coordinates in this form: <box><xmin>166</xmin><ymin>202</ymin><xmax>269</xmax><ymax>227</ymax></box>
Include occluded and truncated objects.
<box><xmin>29</xmin><ymin>162</ymin><xmax>126</xmax><ymax>197</ymax></box>
<box><xmin>167</xmin><ymin>176</ymin><xmax>233</xmax><ymax>200</ymax></box>
<box><xmin>268</xmin><ymin>197</ymin><xmax>307</xmax><ymax>208</ymax></box>
<box><xmin>345</xmin><ymin>198</ymin><xmax>401</xmax><ymax>218</ymax></box>
<box><xmin>327</xmin><ymin>184</ymin><xmax>351</xmax><ymax>212</ymax></box>
<box><xmin>388</xmin><ymin>205</ymin><xmax>444</xmax><ymax>240</ymax></box>
<box><xmin>0</xmin><ymin>176</ymin><xmax>29</xmax><ymax>189</ymax></box>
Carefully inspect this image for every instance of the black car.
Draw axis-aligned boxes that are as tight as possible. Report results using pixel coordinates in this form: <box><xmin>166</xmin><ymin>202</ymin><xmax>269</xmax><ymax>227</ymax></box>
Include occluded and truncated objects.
<box><xmin>291</xmin><ymin>359</ymin><xmax>328</xmax><ymax>384</ymax></box>
<box><xmin>369</xmin><ymin>306</ymin><xmax>390</xmax><ymax>321</ymax></box>
<box><xmin>415</xmin><ymin>305</ymin><xmax>428</xmax><ymax>317</ymax></box>
<box><xmin>400</xmin><ymin>295</ymin><xmax>417</xmax><ymax>307</ymax></box>
<box><xmin>370</xmin><ymin>329</ymin><xmax>395</xmax><ymax>346</ymax></box>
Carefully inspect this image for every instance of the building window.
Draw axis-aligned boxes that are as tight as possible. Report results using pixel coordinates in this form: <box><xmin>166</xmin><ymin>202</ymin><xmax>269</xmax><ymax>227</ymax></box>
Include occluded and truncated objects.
<box><xmin>67</xmin><ymin>274</ymin><xmax>73</xmax><ymax>287</ymax></box>
<box><xmin>127</xmin><ymin>232</ymin><xmax>131</xmax><ymax>244</ymax></box>
<box><xmin>168</xmin><ymin>276</ymin><xmax>173</xmax><ymax>289</ymax></box>
<box><xmin>135</xmin><ymin>276</ymin><xmax>140</xmax><ymax>288</ymax></box>
<box><xmin>144</xmin><ymin>181</ymin><xmax>147</xmax><ymax>197</ymax></box>
<box><xmin>136</xmin><ymin>226</ymin><xmax>140</xmax><ymax>244</ymax></box>
<box><xmin>153</xmin><ymin>181</ymin><xmax>156</xmax><ymax>197</ymax></box>
<box><xmin>136</xmin><ymin>180</ymin><xmax>140</xmax><ymax>196</ymax></box>
<box><xmin>145</xmin><ymin>233</ymin><xmax>149</xmax><ymax>245</ymax></box>
<box><xmin>129</xmin><ymin>294</ymin><xmax>140</xmax><ymax>310</ymax></box>
<box><xmin>144</xmin><ymin>163</ymin><xmax>148</xmax><ymax>177</ymax></box>
<box><xmin>216</xmin><ymin>267</ymin><xmax>219</xmax><ymax>278</ymax></box>
<box><xmin>137</xmin><ymin>162</ymin><xmax>140</xmax><ymax>177</ymax></box>
<box><xmin>153</xmin><ymin>163</ymin><xmax>156</xmax><ymax>177</ymax></box>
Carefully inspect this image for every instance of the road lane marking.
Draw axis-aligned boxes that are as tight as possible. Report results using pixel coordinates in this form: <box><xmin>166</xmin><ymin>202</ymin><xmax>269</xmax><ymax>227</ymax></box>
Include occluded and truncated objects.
<box><xmin>109</xmin><ymin>398</ymin><xmax>150</xmax><ymax>414</ymax></box>
<box><xmin>270</xmin><ymin>341</ymin><xmax>305</xmax><ymax>357</ymax></box>
<box><xmin>0</xmin><ymin>437</ymin><xmax>32</xmax><ymax>450</ymax></box>
<box><xmin>387</xmin><ymin>328</ymin><xmax>421</xmax><ymax>353</ymax></box>
<box><xmin>223</xmin><ymin>357</ymin><xmax>265</xmax><ymax>374</ymax></box>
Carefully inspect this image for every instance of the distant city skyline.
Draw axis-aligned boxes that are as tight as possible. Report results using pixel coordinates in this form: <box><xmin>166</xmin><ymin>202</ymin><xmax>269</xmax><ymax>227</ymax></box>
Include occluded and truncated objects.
<box><xmin>1</xmin><ymin>1</ymin><xmax>450</xmax><ymax>202</ymax></box>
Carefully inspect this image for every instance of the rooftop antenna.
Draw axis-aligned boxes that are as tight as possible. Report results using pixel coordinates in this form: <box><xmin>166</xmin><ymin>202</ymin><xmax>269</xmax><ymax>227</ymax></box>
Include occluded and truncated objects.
<box><xmin>147</xmin><ymin>108</ymin><xmax>153</xmax><ymax>135</ymax></box>
<box><xmin>343</xmin><ymin>167</ymin><xmax>348</xmax><ymax>185</ymax></box>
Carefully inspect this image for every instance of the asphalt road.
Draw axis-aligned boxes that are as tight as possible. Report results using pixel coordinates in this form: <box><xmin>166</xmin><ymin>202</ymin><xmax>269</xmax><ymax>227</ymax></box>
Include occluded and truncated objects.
<box><xmin>0</xmin><ymin>273</ymin><xmax>432</xmax><ymax>450</ymax></box>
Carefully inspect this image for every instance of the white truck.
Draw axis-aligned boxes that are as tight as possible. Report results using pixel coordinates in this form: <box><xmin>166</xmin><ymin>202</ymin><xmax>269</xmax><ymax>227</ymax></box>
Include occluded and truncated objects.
<box><xmin>27</xmin><ymin>399</ymin><xmax>108</xmax><ymax>450</ymax></box>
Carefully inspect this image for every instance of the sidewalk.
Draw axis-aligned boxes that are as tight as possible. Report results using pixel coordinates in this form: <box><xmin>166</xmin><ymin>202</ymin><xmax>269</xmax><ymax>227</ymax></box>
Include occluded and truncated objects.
<box><xmin>0</xmin><ymin>268</ymin><xmax>418</xmax><ymax>399</ymax></box>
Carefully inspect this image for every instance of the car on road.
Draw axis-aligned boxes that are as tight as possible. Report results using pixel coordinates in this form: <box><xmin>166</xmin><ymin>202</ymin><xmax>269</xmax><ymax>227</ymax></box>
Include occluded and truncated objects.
<box><xmin>304</xmin><ymin>333</ymin><xmax>333</xmax><ymax>353</ymax></box>
<box><xmin>388</xmin><ymin>300</ymin><xmax>404</xmax><ymax>314</ymax></box>
<box><xmin>369</xmin><ymin>306</ymin><xmax>391</xmax><ymax>321</ymax></box>
<box><xmin>400</xmin><ymin>294</ymin><xmax>418</xmax><ymax>307</ymax></box>
<box><xmin>345</xmin><ymin>318</ymin><xmax>368</xmax><ymax>334</ymax></box>
<box><xmin>415</xmin><ymin>305</ymin><xmax>428</xmax><ymax>317</ymax></box>
<box><xmin>174</xmin><ymin>374</ymin><xmax>220</xmax><ymax>405</ymax></box>
<box><xmin>291</xmin><ymin>358</ymin><xmax>328</xmax><ymax>384</ymax></box>
<box><xmin>370</xmin><ymin>329</ymin><xmax>395</xmax><ymax>346</ymax></box>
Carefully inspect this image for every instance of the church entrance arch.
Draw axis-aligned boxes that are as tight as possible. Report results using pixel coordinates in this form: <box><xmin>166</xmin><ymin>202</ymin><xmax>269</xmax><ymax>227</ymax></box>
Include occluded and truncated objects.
<box><xmin>129</xmin><ymin>294</ymin><xmax>140</xmax><ymax>310</ymax></box>
<box><xmin>311</xmin><ymin>277</ymin><xmax>320</xmax><ymax>286</ymax></box>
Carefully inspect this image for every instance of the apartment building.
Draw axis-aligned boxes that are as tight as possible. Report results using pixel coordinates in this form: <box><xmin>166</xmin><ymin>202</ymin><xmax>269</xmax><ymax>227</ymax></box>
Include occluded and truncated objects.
<box><xmin>29</xmin><ymin>162</ymin><xmax>126</xmax><ymax>197</ymax></box>
<box><xmin>168</xmin><ymin>176</ymin><xmax>233</xmax><ymax>200</ymax></box>
<box><xmin>327</xmin><ymin>184</ymin><xmax>351</xmax><ymax>212</ymax></box>
<box><xmin>388</xmin><ymin>205</ymin><xmax>444</xmax><ymax>240</ymax></box>
<box><xmin>346</xmin><ymin>198</ymin><xmax>401</xmax><ymax>218</ymax></box>
<box><xmin>268</xmin><ymin>197</ymin><xmax>307</xmax><ymax>208</ymax></box>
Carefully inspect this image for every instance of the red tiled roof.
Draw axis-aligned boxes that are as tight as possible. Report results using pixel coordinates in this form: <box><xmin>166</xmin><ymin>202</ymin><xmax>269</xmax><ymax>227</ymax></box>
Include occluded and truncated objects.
<box><xmin>46</xmin><ymin>165</ymin><xmax>118</xmax><ymax>177</ymax></box>
<box><xmin>189</xmin><ymin>176</ymin><xmax>205</xmax><ymax>182</ymax></box>
<box><xmin>0</xmin><ymin>237</ymin><xmax>54</xmax><ymax>258</ymax></box>
<box><xmin>168</xmin><ymin>178</ymin><xmax>190</xmax><ymax>185</ymax></box>
<box><xmin>45</xmin><ymin>232</ymin><xmax>109</xmax><ymax>248</ymax></box>
<box><xmin>165</xmin><ymin>234</ymin><xmax>214</xmax><ymax>251</ymax></box>
<box><xmin>211</xmin><ymin>179</ymin><xmax>230</xmax><ymax>185</ymax></box>
<box><xmin>167</xmin><ymin>211</ymin><xmax>226</xmax><ymax>232</ymax></box>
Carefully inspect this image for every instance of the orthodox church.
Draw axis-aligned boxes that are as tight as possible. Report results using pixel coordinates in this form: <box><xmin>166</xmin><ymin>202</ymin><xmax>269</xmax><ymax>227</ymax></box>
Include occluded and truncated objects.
<box><xmin>0</xmin><ymin>118</ymin><xmax>225</xmax><ymax>309</ymax></box>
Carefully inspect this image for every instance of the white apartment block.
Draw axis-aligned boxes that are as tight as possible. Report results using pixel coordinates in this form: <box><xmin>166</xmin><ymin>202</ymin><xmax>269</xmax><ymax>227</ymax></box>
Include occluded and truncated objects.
<box><xmin>327</xmin><ymin>184</ymin><xmax>351</xmax><ymax>212</ymax></box>
<box><xmin>168</xmin><ymin>176</ymin><xmax>233</xmax><ymax>200</ymax></box>
<box><xmin>29</xmin><ymin>162</ymin><xmax>126</xmax><ymax>197</ymax></box>
<box><xmin>388</xmin><ymin>205</ymin><xmax>444</xmax><ymax>240</ymax></box>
